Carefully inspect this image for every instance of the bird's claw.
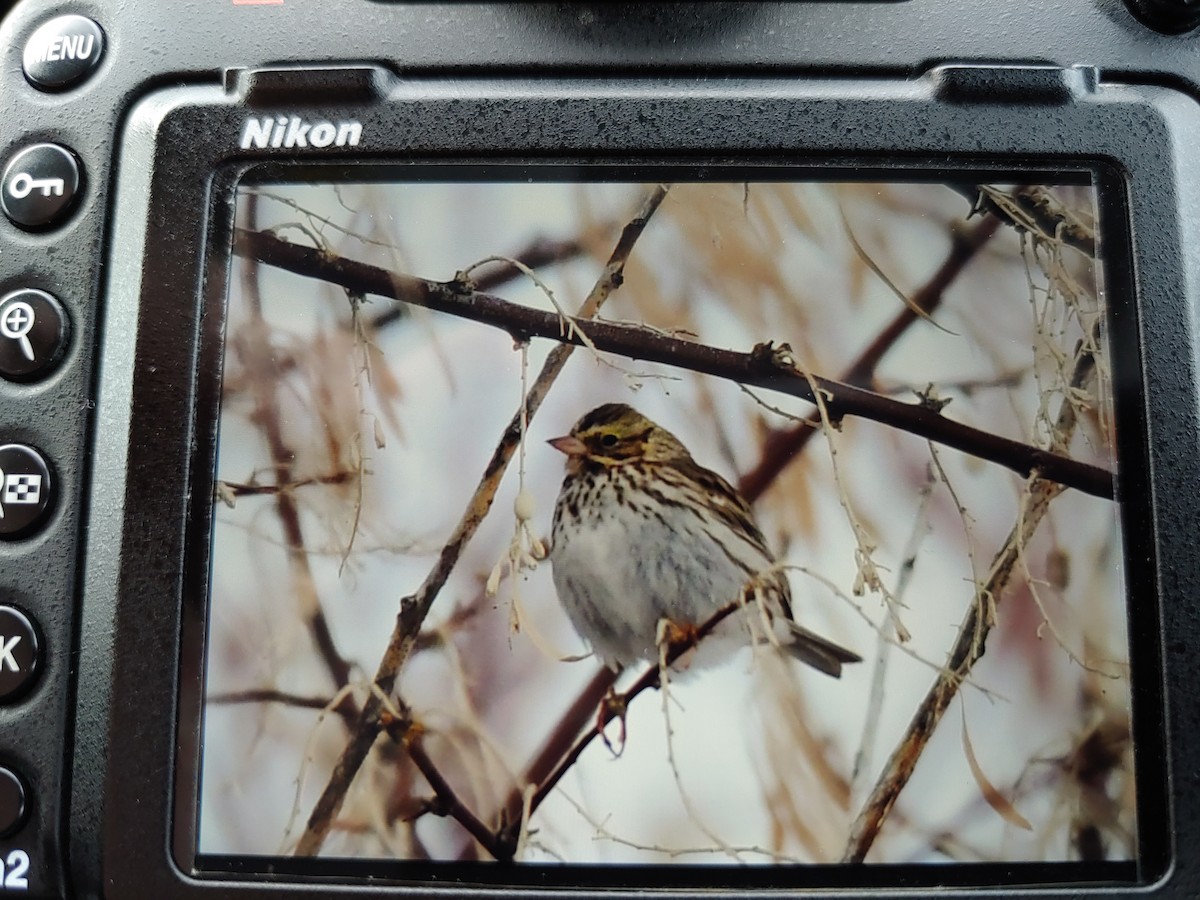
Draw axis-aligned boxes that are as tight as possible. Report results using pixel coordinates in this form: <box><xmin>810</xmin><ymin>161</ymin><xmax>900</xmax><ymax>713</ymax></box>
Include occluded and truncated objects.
<box><xmin>598</xmin><ymin>688</ymin><xmax>628</xmax><ymax>757</ymax></box>
<box><xmin>659</xmin><ymin>619</ymin><xmax>702</xmax><ymax>657</ymax></box>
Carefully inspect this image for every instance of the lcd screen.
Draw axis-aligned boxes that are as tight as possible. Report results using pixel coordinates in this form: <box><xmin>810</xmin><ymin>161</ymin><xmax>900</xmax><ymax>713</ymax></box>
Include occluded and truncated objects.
<box><xmin>191</xmin><ymin>173</ymin><xmax>1139</xmax><ymax>885</ymax></box>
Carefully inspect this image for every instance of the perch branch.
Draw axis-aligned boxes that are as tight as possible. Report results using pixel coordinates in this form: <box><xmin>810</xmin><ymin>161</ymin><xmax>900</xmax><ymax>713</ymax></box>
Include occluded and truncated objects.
<box><xmin>234</xmin><ymin>226</ymin><xmax>1113</xmax><ymax>499</ymax></box>
<box><xmin>493</xmin><ymin>597</ymin><xmax>747</xmax><ymax>858</ymax></box>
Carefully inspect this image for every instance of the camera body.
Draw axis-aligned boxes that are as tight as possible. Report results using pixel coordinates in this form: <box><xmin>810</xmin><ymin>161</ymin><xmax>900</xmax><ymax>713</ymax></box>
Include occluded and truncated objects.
<box><xmin>1</xmin><ymin>1</ymin><xmax>1199</xmax><ymax>897</ymax></box>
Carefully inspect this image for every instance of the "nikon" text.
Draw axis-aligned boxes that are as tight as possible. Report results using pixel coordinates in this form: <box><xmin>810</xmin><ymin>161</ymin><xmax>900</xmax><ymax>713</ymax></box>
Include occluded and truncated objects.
<box><xmin>239</xmin><ymin>116</ymin><xmax>363</xmax><ymax>150</ymax></box>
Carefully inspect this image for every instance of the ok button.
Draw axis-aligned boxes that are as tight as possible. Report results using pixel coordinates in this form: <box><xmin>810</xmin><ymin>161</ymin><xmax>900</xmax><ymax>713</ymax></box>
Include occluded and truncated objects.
<box><xmin>0</xmin><ymin>606</ymin><xmax>40</xmax><ymax>703</ymax></box>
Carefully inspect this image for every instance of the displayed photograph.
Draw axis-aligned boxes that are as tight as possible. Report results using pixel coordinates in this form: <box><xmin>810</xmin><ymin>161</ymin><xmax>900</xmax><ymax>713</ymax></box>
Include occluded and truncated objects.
<box><xmin>196</xmin><ymin>174</ymin><xmax>1133</xmax><ymax>875</ymax></box>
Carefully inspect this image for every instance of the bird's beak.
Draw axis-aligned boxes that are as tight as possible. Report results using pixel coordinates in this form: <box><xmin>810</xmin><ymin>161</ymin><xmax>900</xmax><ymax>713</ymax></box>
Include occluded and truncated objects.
<box><xmin>547</xmin><ymin>435</ymin><xmax>587</xmax><ymax>456</ymax></box>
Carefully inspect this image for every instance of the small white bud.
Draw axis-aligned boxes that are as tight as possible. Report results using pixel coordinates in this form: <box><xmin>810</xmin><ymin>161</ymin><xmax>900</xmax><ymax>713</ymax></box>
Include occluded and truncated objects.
<box><xmin>514</xmin><ymin>488</ymin><xmax>536</xmax><ymax>523</ymax></box>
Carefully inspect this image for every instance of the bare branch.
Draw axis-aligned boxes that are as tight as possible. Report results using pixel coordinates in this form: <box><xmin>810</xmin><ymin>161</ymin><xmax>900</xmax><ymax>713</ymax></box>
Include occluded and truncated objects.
<box><xmin>369</xmin><ymin>234</ymin><xmax>585</xmax><ymax>331</ymax></box>
<box><xmin>216</xmin><ymin>469</ymin><xmax>357</xmax><ymax>501</ymax></box>
<box><xmin>233</xmin><ymin>228</ymin><xmax>1112</xmax><ymax>499</ymax></box>
<box><xmin>291</xmin><ymin>185</ymin><xmax>670</xmax><ymax>857</ymax></box>
<box><xmin>841</xmin><ymin>331</ymin><xmax>1099</xmax><ymax>863</ymax></box>
<box><xmin>969</xmin><ymin>184</ymin><xmax>1096</xmax><ymax>257</ymax></box>
<box><xmin>208</xmin><ymin>689</ymin><xmax>343</xmax><ymax>713</ymax></box>
<box><xmin>379</xmin><ymin>715</ymin><xmax>507</xmax><ymax>860</ymax></box>
<box><xmin>738</xmin><ymin>215</ymin><xmax>1003</xmax><ymax>501</ymax></box>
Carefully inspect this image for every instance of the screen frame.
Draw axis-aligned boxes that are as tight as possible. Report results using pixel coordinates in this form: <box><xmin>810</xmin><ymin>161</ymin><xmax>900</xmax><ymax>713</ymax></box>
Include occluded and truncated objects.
<box><xmin>75</xmin><ymin>68</ymin><xmax>1199</xmax><ymax>898</ymax></box>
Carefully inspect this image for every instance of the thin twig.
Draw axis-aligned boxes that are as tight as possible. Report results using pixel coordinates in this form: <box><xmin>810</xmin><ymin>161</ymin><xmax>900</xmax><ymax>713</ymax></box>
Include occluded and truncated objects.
<box><xmin>840</xmin><ymin>200</ymin><xmax>955</xmax><ymax>335</ymax></box>
<box><xmin>850</xmin><ymin>468</ymin><xmax>936</xmax><ymax>801</ymax></box>
<box><xmin>216</xmin><ymin>469</ymin><xmax>356</xmax><ymax>500</ymax></box>
<box><xmin>208</xmin><ymin>689</ymin><xmax>348</xmax><ymax>715</ymax></box>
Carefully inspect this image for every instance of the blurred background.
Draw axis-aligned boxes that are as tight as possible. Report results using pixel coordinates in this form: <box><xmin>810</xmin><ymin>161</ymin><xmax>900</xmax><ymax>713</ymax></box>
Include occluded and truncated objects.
<box><xmin>198</xmin><ymin>177</ymin><xmax>1132</xmax><ymax>868</ymax></box>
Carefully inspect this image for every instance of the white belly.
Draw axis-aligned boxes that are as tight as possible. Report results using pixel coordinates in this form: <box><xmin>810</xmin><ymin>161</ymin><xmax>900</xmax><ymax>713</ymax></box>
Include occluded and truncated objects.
<box><xmin>549</xmin><ymin>471</ymin><xmax>771</xmax><ymax>668</ymax></box>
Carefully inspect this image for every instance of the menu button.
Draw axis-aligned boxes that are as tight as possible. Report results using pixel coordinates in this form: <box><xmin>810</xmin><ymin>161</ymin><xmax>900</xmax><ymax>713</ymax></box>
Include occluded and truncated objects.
<box><xmin>22</xmin><ymin>15</ymin><xmax>105</xmax><ymax>91</ymax></box>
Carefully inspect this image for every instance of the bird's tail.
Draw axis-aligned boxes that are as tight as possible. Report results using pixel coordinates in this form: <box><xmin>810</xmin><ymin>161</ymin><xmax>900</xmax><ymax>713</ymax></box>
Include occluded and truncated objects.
<box><xmin>785</xmin><ymin>623</ymin><xmax>862</xmax><ymax>678</ymax></box>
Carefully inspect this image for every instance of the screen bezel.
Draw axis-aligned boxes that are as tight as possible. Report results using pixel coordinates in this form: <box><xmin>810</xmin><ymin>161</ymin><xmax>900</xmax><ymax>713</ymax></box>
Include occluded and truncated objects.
<box><xmin>188</xmin><ymin>162</ymin><xmax>1143</xmax><ymax>891</ymax></box>
<box><xmin>77</xmin><ymin>70</ymin><xmax>1200</xmax><ymax>898</ymax></box>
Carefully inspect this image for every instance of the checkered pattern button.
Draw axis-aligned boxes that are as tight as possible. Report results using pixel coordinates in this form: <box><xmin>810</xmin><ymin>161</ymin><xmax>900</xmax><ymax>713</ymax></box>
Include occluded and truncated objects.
<box><xmin>0</xmin><ymin>445</ymin><xmax>53</xmax><ymax>539</ymax></box>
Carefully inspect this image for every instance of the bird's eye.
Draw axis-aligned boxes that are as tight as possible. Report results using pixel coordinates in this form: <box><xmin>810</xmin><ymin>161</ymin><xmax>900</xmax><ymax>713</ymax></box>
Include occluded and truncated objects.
<box><xmin>600</xmin><ymin>433</ymin><xmax>619</xmax><ymax>448</ymax></box>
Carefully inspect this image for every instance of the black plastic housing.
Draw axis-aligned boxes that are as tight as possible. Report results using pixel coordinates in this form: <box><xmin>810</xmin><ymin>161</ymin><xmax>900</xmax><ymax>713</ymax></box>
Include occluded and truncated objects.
<box><xmin>0</xmin><ymin>2</ymin><xmax>1197</xmax><ymax>899</ymax></box>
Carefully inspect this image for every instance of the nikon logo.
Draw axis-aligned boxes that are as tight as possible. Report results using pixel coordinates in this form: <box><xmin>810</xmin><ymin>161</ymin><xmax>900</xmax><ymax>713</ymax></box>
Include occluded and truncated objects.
<box><xmin>240</xmin><ymin>116</ymin><xmax>363</xmax><ymax>150</ymax></box>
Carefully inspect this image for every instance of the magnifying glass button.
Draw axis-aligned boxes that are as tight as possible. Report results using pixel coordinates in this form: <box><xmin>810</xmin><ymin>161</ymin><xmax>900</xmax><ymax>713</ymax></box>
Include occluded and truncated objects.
<box><xmin>0</xmin><ymin>290</ymin><xmax>69</xmax><ymax>381</ymax></box>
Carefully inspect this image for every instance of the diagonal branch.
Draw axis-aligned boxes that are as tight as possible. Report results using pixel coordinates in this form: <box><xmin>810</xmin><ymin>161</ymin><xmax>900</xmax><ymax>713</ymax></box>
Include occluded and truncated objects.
<box><xmin>290</xmin><ymin>185</ymin><xmax>670</xmax><ymax>857</ymax></box>
<box><xmin>841</xmin><ymin>335</ymin><xmax>1098</xmax><ymax>863</ymax></box>
<box><xmin>233</xmin><ymin>227</ymin><xmax>1113</xmax><ymax>499</ymax></box>
<box><xmin>494</xmin><ymin>597</ymin><xmax>748</xmax><ymax>858</ymax></box>
<box><xmin>379</xmin><ymin>712</ymin><xmax>508</xmax><ymax>860</ymax></box>
<box><xmin>738</xmin><ymin>215</ymin><xmax>1003</xmax><ymax>500</ymax></box>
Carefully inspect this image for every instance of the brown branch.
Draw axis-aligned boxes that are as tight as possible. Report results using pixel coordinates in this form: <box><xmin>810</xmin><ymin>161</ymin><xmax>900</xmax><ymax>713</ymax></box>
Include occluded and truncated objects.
<box><xmin>738</xmin><ymin>214</ymin><xmax>1003</xmax><ymax>501</ymax></box>
<box><xmin>207</xmin><ymin>689</ymin><xmax>342</xmax><ymax>712</ymax></box>
<box><xmin>841</xmin><ymin>336</ymin><xmax>1098</xmax><ymax>863</ymax></box>
<box><xmin>217</xmin><ymin>469</ymin><xmax>356</xmax><ymax>498</ymax></box>
<box><xmin>949</xmin><ymin>183</ymin><xmax>1097</xmax><ymax>257</ymax></box>
<box><xmin>234</xmin><ymin>225</ymin><xmax>1113</xmax><ymax>500</ymax></box>
<box><xmin>380</xmin><ymin>715</ymin><xmax>508</xmax><ymax>860</ymax></box>
<box><xmin>291</xmin><ymin>185</ymin><xmax>670</xmax><ymax>857</ymax></box>
<box><xmin>237</xmin><ymin>194</ymin><xmax>353</xmax><ymax>692</ymax></box>
<box><xmin>368</xmin><ymin>235</ymin><xmax>584</xmax><ymax>331</ymax></box>
<box><xmin>494</xmin><ymin>600</ymin><xmax>747</xmax><ymax>858</ymax></box>
<box><xmin>207</xmin><ymin>689</ymin><xmax>356</xmax><ymax>730</ymax></box>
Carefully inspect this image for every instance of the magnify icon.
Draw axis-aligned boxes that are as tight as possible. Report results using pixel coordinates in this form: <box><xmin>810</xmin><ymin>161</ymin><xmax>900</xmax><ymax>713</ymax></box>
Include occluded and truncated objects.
<box><xmin>0</xmin><ymin>301</ymin><xmax>36</xmax><ymax>362</ymax></box>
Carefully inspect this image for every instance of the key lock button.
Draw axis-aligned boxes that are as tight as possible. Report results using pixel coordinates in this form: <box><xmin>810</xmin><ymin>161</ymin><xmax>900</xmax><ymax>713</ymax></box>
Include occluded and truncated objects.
<box><xmin>1</xmin><ymin>144</ymin><xmax>82</xmax><ymax>230</ymax></box>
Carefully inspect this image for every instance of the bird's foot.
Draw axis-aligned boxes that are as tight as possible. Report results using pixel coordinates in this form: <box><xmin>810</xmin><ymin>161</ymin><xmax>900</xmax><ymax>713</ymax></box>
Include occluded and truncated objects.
<box><xmin>598</xmin><ymin>688</ymin><xmax>628</xmax><ymax>757</ymax></box>
<box><xmin>658</xmin><ymin>618</ymin><xmax>702</xmax><ymax>664</ymax></box>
